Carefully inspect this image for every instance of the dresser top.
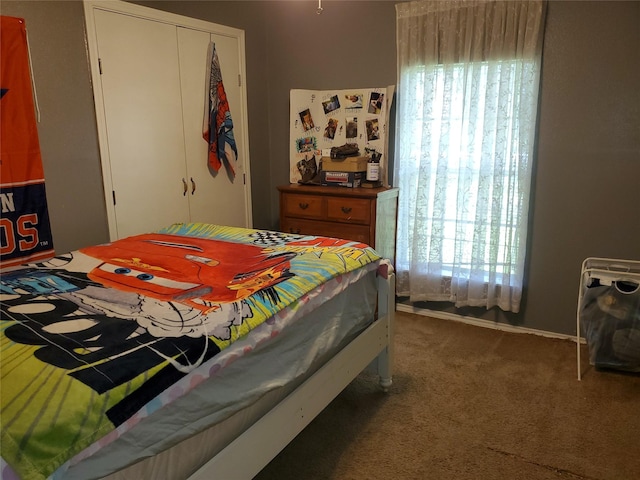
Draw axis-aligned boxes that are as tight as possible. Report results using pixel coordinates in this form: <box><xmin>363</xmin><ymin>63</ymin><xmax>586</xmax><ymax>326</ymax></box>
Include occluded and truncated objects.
<box><xmin>278</xmin><ymin>183</ymin><xmax>398</xmax><ymax>199</ymax></box>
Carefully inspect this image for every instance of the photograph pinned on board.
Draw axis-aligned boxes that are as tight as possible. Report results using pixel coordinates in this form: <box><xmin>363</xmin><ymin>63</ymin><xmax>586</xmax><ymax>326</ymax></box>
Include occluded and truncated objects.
<box><xmin>322</xmin><ymin>95</ymin><xmax>341</xmax><ymax>115</ymax></box>
<box><xmin>299</xmin><ymin>108</ymin><xmax>315</xmax><ymax>131</ymax></box>
<box><xmin>296</xmin><ymin>136</ymin><xmax>317</xmax><ymax>153</ymax></box>
<box><xmin>343</xmin><ymin>93</ymin><xmax>363</xmax><ymax>109</ymax></box>
<box><xmin>345</xmin><ymin>117</ymin><xmax>358</xmax><ymax>139</ymax></box>
<box><xmin>368</xmin><ymin>92</ymin><xmax>384</xmax><ymax>114</ymax></box>
<box><xmin>324</xmin><ymin>118</ymin><xmax>338</xmax><ymax>140</ymax></box>
<box><xmin>366</xmin><ymin>118</ymin><xmax>380</xmax><ymax>141</ymax></box>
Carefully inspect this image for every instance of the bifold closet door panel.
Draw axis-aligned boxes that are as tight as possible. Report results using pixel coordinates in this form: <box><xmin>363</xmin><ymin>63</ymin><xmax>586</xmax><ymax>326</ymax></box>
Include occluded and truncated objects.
<box><xmin>94</xmin><ymin>10</ymin><xmax>189</xmax><ymax>238</ymax></box>
<box><xmin>177</xmin><ymin>27</ymin><xmax>249</xmax><ymax>228</ymax></box>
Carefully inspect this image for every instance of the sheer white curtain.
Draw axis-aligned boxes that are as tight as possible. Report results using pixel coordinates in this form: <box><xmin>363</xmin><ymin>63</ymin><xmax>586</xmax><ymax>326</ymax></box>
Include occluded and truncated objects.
<box><xmin>394</xmin><ymin>0</ymin><xmax>547</xmax><ymax>313</ymax></box>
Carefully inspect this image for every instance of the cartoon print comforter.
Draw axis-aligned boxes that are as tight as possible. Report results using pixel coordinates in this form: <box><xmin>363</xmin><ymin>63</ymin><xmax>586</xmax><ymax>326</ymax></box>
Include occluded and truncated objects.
<box><xmin>1</xmin><ymin>223</ymin><xmax>382</xmax><ymax>480</ymax></box>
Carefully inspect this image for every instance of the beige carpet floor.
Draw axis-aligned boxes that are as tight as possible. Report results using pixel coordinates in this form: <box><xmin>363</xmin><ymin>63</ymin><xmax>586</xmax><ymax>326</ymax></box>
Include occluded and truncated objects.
<box><xmin>255</xmin><ymin>311</ymin><xmax>640</xmax><ymax>480</ymax></box>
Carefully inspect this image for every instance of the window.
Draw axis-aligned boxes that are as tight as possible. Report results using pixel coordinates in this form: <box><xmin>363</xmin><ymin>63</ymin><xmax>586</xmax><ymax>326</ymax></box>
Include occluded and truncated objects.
<box><xmin>401</xmin><ymin>60</ymin><xmax>536</xmax><ymax>280</ymax></box>
<box><xmin>395</xmin><ymin>0</ymin><xmax>546</xmax><ymax>313</ymax></box>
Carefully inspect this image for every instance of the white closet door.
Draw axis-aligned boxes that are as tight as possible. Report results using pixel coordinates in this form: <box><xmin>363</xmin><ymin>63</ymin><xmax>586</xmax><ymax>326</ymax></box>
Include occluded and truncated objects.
<box><xmin>177</xmin><ymin>27</ymin><xmax>249</xmax><ymax>228</ymax></box>
<box><xmin>94</xmin><ymin>10</ymin><xmax>189</xmax><ymax>238</ymax></box>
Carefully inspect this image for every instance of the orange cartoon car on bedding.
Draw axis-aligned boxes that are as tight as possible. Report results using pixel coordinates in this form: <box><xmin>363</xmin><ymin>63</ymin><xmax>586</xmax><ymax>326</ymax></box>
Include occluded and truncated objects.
<box><xmin>80</xmin><ymin>233</ymin><xmax>296</xmax><ymax>313</ymax></box>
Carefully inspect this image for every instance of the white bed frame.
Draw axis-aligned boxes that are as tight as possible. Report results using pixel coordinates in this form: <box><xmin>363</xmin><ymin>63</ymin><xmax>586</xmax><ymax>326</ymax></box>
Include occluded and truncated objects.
<box><xmin>188</xmin><ymin>272</ymin><xmax>395</xmax><ymax>479</ymax></box>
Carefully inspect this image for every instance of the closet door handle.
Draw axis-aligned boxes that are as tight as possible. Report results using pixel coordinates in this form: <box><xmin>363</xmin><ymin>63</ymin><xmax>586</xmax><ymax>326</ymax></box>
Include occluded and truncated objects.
<box><xmin>182</xmin><ymin>178</ymin><xmax>187</xmax><ymax>196</ymax></box>
<box><xmin>298</xmin><ymin>202</ymin><xmax>309</xmax><ymax>210</ymax></box>
<box><xmin>190</xmin><ymin>177</ymin><xmax>196</xmax><ymax>195</ymax></box>
<box><xmin>341</xmin><ymin>206</ymin><xmax>352</xmax><ymax>214</ymax></box>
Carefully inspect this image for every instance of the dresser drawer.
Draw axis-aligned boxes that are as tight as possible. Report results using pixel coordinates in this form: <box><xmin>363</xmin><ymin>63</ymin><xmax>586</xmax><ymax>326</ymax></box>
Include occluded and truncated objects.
<box><xmin>326</xmin><ymin>197</ymin><xmax>371</xmax><ymax>224</ymax></box>
<box><xmin>278</xmin><ymin>184</ymin><xmax>398</xmax><ymax>262</ymax></box>
<box><xmin>282</xmin><ymin>193</ymin><xmax>323</xmax><ymax>219</ymax></box>
<box><xmin>281</xmin><ymin>218</ymin><xmax>372</xmax><ymax>246</ymax></box>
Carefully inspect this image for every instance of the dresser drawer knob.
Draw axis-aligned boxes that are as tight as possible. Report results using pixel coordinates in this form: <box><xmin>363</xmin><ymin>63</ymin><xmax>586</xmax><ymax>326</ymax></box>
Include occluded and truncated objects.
<box><xmin>341</xmin><ymin>206</ymin><xmax>352</xmax><ymax>214</ymax></box>
<box><xmin>298</xmin><ymin>202</ymin><xmax>309</xmax><ymax>210</ymax></box>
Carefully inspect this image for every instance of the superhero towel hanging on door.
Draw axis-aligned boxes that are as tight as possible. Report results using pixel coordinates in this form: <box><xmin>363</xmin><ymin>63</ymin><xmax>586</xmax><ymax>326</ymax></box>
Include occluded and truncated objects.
<box><xmin>0</xmin><ymin>16</ymin><xmax>54</xmax><ymax>268</ymax></box>
<box><xmin>202</xmin><ymin>41</ymin><xmax>238</xmax><ymax>178</ymax></box>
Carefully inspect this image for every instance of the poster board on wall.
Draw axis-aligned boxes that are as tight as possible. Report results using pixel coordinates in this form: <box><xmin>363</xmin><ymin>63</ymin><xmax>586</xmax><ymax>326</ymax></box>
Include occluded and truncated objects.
<box><xmin>289</xmin><ymin>86</ymin><xmax>394</xmax><ymax>186</ymax></box>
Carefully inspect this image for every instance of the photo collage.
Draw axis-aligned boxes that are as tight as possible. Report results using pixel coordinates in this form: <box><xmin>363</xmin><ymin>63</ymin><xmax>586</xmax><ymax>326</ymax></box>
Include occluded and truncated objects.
<box><xmin>289</xmin><ymin>86</ymin><xmax>393</xmax><ymax>185</ymax></box>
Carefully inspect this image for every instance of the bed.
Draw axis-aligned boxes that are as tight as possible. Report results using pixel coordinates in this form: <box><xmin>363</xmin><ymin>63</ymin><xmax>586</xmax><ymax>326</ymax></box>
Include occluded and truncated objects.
<box><xmin>1</xmin><ymin>223</ymin><xmax>395</xmax><ymax>480</ymax></box>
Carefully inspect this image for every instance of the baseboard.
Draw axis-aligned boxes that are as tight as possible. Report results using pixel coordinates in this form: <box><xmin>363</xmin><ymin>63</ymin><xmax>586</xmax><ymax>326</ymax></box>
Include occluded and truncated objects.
<box><xmin>396</xmin><ymin>303</ymin><xmax>585</xmax><ymax>344</ymax></box>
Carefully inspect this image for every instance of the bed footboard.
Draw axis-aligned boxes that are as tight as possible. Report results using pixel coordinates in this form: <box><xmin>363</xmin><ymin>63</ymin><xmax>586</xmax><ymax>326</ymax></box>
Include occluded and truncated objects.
<box><xmin>376</xmin><ymin>270</ymin><xmax>395</xmax><ymax>391</ymax></box>
<box><xmin>188</xmin><ymin>271</ymin><xmax>395</xmax><ymax>480</ymax></box>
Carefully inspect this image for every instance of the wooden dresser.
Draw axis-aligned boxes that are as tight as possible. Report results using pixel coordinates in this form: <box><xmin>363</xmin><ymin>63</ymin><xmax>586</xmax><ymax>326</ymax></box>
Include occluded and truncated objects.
<box><xmin>278</xmin><ymin>184</ymin><xmax>399</xmax><ymax>263</ymax></box>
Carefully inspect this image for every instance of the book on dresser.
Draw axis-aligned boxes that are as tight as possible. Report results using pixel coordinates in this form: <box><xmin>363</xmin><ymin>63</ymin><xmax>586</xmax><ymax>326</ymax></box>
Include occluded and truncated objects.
<box><xmin>277</xmin><ymin>184</ymin><xmax>399</xmax><ymax>265</ymax></box>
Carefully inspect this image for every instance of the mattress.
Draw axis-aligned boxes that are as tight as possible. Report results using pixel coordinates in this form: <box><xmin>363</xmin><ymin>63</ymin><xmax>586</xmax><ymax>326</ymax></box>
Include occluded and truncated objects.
<box><xmin>1</xmin><ymin>223</ymin><xmax>383</xmax><ymax>480</ymax></box>
<box><xmin>65</xmin><ymin>269</ymin><xmax>378</xmax><ymax>479</ymax></box>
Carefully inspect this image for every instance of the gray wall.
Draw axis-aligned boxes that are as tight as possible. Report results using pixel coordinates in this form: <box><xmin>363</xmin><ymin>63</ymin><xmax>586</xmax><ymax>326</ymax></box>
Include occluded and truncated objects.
<box><xmin>2</xmin><ymin>1</ymin><xmax>638</xmax><ymax>336</ymax></box>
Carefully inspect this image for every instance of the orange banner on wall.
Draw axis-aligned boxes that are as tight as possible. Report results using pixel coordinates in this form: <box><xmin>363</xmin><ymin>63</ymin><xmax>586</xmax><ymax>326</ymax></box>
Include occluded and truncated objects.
<box><xmin>0</xmin><ymin>16</ymin><xmax>54</xmax><ymax>268</ymax></box>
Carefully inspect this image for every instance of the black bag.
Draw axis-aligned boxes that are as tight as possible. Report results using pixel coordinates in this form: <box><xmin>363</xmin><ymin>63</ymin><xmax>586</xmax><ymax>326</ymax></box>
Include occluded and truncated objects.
<box><xmin>296</xmin><ymin>155</ymin><xmax>319</xmax><ymax>184</ymax></box>
<box><xmin>330</xmin><ymin>143</ymin><xmax>360</xmax><ymax>159</ymax></box>
<box><xmin>580</xmin><ymin>279</ymin><xmax>640</xmax><ymax>372</ymax></box>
